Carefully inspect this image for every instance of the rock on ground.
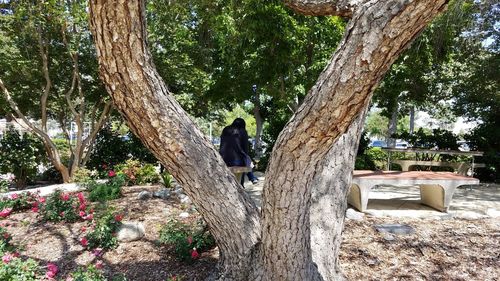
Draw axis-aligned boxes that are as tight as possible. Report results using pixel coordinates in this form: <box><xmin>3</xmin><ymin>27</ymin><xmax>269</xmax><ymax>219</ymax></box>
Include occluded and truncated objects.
<box><xmin>117</xmin><ymin>221</ymin><xmax>145</xmax><ymax>242</ymax></box>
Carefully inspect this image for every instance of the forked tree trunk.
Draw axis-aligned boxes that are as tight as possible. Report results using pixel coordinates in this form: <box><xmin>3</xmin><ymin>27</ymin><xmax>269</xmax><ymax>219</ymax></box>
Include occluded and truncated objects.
<box><xmin>89</xmin><ymin>0</ymin><xmax>448</xmax><ymax>280</ymax></box>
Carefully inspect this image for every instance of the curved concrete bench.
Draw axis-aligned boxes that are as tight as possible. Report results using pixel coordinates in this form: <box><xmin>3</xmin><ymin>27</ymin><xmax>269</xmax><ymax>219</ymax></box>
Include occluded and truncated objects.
<box><xmin>229</xmin><ymin>166</ymin><xmax>252</xmax><ymax>184</ymax></box>
<box><xmin>391</xmin><ymin>160</ymin><xmax>485</xmax><ymax>176</ymax></box>
<box><xmin>347</xmin><ymin>171</ymin><xmax>479</xmax><ymax>212</ymax></box>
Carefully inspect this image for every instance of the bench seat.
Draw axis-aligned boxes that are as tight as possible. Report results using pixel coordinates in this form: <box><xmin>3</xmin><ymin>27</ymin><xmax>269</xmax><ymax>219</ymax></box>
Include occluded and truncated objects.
<box><xmin>391</xmin><ymin>160</ymin><xmax>486</xmax><ymax>176</ymax></box>
<box><xmin>347</xmin><ymin>171</ymin><xmax>479</xmax><ymax>212</ymax></box>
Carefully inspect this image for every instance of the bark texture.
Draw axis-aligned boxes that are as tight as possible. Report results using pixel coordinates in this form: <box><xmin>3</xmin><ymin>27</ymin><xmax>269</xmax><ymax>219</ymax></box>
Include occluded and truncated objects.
<box><xmin>310</xmin><ymin>108</ymin><xmax>367</xmax><ymax>280</ymax></box>
<box><xmin>261</xmin><ymin>0</ymin><xmax>448</xmax><ymax>279</ymax></box>
<box><xmin>88</xmin><ymin>1</ymin><xmax>260</xmax><ymax>279</ymax></box>
<box><xmin>88</xmin><ymin>0</ymin><xmax>449</xmax><ymax>280</ymax></box>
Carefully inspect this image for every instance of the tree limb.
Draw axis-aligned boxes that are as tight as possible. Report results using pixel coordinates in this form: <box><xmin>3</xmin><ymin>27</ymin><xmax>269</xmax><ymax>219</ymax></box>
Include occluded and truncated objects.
<box><xmin>284</xmin><ymin>0</ymin><xmax>365</xmax><ymax>17</ymax></box>
<box><xmin>37</xmin><ymin>26</ymin><xmax>51</xmax><ymax>132</ymax></box>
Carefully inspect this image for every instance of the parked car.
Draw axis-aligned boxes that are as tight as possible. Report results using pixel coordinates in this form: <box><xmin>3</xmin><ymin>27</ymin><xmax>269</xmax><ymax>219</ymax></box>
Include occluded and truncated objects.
<box><xmin>369</xmin><ymin>140</ymin><xmax>387</xmax><ymax>148</ymax></box>
<box><xmin>395</xmin><ymin>141</ymin><xmax>409</xmax><ymax>149</ymax></box>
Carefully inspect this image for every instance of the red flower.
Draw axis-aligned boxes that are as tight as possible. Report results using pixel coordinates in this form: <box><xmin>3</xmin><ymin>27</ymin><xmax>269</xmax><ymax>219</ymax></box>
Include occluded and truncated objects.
<box><xmin>0</xmin><ymin>208</ymin><xmax>13</xmax><ymax>218</ymax></box>
<box><xmin>31</xmin><ymin>207</ymin><xmax>39</xmax><ymax>213</ymax></box>
<box><xmin>39</xmin><ymin>197</ymin><xmax>46</xmax><ymax>203</ymax></box>
<box><xmin>3</xmin><ymin>233</ymin><xmax>9</xmax><ymax>239</ymax></box>
<box><xmin>46</xmin><ymin>271</ymin><xmax>56</xmax><ymax>279</ymax></box>
<box><xmin>79</xmin><ymin>211</ymin><xmax>86</xmax><ymax>218</ymax></box>
<box><xmin>191</xmin><ymin>248</ymin><xmax>199</xmax><ymax>259</ymax></box>
<box><xmin>2</xmin><ymin>253</ymin><xmax>13</xmax><ymax>264</ymax></box>
<box><xmin>108</xmin><ymin>170</ymin><xmax>116</xmax><ymax>177</ymax></box>
<box><xmin>61</xmin><ymin>193</ymin><xmax>70</xmax><ymax>201</ymax></box>
<box><xmin>80</xmin><ymin>237</ymin><xmax>88</xmax><ymax>247</ymax></box>
<box><xmin>77</xmin><ymin>192</ymin><xmax>85</xmax><ymax>204</ymax></box>
<box><xmin>79</xmin><ymin>204</ymin><xmax>87</xmax><ymax>211</ymax></box>
<box><xmin>114</xmin><ymin>214</ymin><xmax>123</xmax><ymax>222</ymax></box>
<box><xmin>47</xmin><ymin>263</ymin><xmax>58</xmax><ymax>274</ymax></box>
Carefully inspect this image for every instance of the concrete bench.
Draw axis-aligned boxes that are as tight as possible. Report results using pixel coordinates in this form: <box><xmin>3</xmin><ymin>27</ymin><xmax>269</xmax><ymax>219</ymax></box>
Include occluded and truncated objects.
<box><xmin>347</xmin><ymin>171</ymin><xmax>479</xmax><ymax>212</ymax></box>
<box><xmin>391</xmin><ymin>160</ymin><xmax>486</xmax><ymax>176</ymax></box>
<box><xmin>229</xmin><ymin>166</ymin><xmax>252</xmax><ymax>184</ymax></box>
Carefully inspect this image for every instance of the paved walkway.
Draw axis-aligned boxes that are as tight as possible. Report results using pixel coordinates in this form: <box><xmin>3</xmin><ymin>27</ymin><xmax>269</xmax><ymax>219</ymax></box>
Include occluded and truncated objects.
<box><xmin>244</xmin><ymin>173</ymin><xmax>500</xmax><ymax>219</ymax></box>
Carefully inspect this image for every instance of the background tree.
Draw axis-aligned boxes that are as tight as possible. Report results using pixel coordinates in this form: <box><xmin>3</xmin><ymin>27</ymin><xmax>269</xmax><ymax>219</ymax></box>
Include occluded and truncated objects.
<box><xmin>0</xmin><ymin>0</ymin><xmax>111</xmax><ymax>182</ymax></box>
<box><xmin>89</xmin><ymin>0</ymin><xmax>449</xmax><ymax>279</ymax></box>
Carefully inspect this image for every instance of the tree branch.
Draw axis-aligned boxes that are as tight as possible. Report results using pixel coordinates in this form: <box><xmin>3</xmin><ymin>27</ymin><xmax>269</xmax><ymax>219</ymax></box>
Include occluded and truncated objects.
<box><xmin>81</xmin><ymin>100</ymin><xmax>113</xmax><ymax>166</ymax></box>
<box><xmin>37</xmin><ymin>26</ymin><xmax>51</xmax><ymax>132</ymax></box>
<box><xmin>284</xmin><ymin>0</ymin><xmax>364</xmax><ymax>17</ymax></box>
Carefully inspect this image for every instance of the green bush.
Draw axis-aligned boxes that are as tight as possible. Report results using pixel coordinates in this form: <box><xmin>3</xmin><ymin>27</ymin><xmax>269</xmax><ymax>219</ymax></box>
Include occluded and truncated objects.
<box><xmin>0</xmin><ymin>192</ymin><xmax>39</xmax><ymax>214</ymax></box>
<box><xmin>73</xmin><ymin>168</ymin><xmax>93</xmax><ymax>183</ymax></box>
<box><xmin>0</xmin><ymin>256</ymin><xmax>41</xmax><ymax>281</ymax></box>
<box><xmin>83</xmin><ymin>207</ymin><xmax>123</xmax><ymax>250</ymax></box>
<box><xmin>85</xmin><ymin>174</ymin><xmax>125</xmax><ymax>202</ymax></box>
<box><xmin>0</xmin><ymin>227</ymin><xmax>15</xmax><ymax>254</ymax></box>
<box><xmin>159</xmin><ymin>219</ymin><xmax>215</xmax><ymax>262</ymax></box>
<box><xmin>115</xmin><ymin>160</ymin><xmax>159</xmax><ymax>185</ymax></box>
<box><xmin>0</xmin><ymin>127</ymin><xmax>45</xmax><ymax>188</ymax></box>
<box><xmin>39</xmin><ymin>190</ymin><xmax>89</xmax><ymax>222</ymax></box>
<box><xmin>161</xmin><ymin>172</ymin><xmax>174</xmax><ymax>188</ymax></box>
<box><xmin>0</xmin><ymin>179</ymin><xmax>8</xmax><ymax>193</ymax></box>
<box><xmin>69</xmin><ymin>265</ymin><xmax>107</xmax><ymax>281</ymax></box>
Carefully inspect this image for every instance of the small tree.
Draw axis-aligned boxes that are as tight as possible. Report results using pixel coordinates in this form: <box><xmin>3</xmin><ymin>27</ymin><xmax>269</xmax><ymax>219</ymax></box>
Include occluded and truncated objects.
<box><xmin>0</xmin><ymin>127</ymin><xmax>45</xmax><ymax>188</ymax></box>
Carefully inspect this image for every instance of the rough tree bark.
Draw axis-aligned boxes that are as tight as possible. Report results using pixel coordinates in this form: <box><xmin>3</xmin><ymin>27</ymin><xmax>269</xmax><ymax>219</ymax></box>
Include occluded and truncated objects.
<box><xmin>88</xmin><ymin>0</ymin><xmax>448</xmax><ymax>280</ymax></box>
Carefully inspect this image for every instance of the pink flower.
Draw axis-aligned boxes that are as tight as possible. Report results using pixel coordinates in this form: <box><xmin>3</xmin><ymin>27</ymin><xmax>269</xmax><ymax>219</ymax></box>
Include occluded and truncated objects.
<box><xmin>95</xmin><ymin>260</ymin><xmax>104</xmax><ymax>269</ymax></box>
<box><xmin>61</xmin><ymin>193</ymin><xmax>70</xmax><ymax>201</ymax></box>
<box><xmin>12</xmin><ymin>252</ymin><xmax>19</xmax><ymax>258</ymax></box>
<box><xmin>9</xmin><ymin>193</ymin><xmax>18</xmax><ymax>200</ymax></box>
<box><xmin>187</xmin><ymin>236</ymin><xmax>193</xmax><ymax>245</ymax></box>
<box><xmin>191</xmin><ymin>248</ymin><xmax>199</xmax><ymax>259</ymax></box>
<box><xmin>60</xmin><ymin>211</ymin><xmax>65</xmax><ymax>217</ymax></box>
<box><xmin>2</xmin><ymin>253</ymin><xmax>13</xmax><ymax>264</ymax></box>
<box><xmin>39</xmin><ymin>197</ymin><xmax>46</xmax><ymax>203</ymax></box>
<box><xmin>3</xmin><ymin>233</ymin><xmax>9</xmax><ymax>239</ymax></box>
<box><xmin>79</xmin><ymin>204</ymin><xmax>87</xmax><ymax>211</ymax></box>
<box><xmin>114</xmin><ymin>214</ymin><xmax>123</xmax><ymax>222</ymax></box>
<box><xmin>47</xmin><ymin>262</ymin><xmax>58</xmax><ymax>274</ymax></box>
<box><xmin>46</xmin><ymin>271</ymin><xmax>56</xmax><ymax>279</ymax></box>
<box><xmin>77</xmin><ymin>192</ymin><xmax>85</xmax><ymax>204</ymax></box>
<box><xmin>0</xmin><ymin>208</ymin><xmax>13</xmax><ymax>218</ymax></box>
<box><xmin>79</xmin><ymin>211</ymin><xmax>86</xmax><ymax>218</ymax></box>
<box><xmin>80</xmin><ymin>226</ymin><xmax>87</xmax><ymax>232</ymax></box>
<box><xmin>31</xmin><ymin>207</ymin><xmax>39</xmax><ymax>213</ymax></box>
<box><xmin>108</xmin><ymin>170</ymin><xmax>116</xmax><ymax>177</ymax></box>
<box><xmin>85</xmin><ymin>213</ymin><xmax>93</xmax><ymax>221</ymax></box>
<box><xmin>80</xmin><ymin>237</ymin><xmax>88</xmax><ymax>247</ymax></box>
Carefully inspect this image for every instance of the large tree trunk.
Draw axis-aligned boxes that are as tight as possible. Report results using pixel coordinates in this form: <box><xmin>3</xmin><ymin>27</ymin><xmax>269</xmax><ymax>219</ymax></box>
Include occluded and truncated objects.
<box><xmin>89</xmin><ymin>0</ymin><xmax>449</xmax><ymax>280</ymax></box>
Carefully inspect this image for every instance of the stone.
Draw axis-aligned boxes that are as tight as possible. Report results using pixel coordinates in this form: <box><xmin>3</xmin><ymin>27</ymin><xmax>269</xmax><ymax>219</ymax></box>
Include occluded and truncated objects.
<box><xmin>137</xmin><ymin>191</ymin><xmax>152</xmax><ymax>200</ymax></box>
<box><xmin>346</xmin><ymin>208</ymin><xmax>364</xmax><ymax>221</ymax></box>
<box><xmin>383</xmin><ymin>233</ymin><xmax>395</xmax><ymax>241</ymax></box>
<box><xmin>116</xmin><ymin>222</ymin><xmax>145</xmax><ymax>242</ymax></box>
<box><xmin>178</xmin><ymin>212</ymin><xmax>189</xmax><ymax>218</ymax></box>
<box><xmin>374</xmin><ymin>224</ymin><xmax>415</xmax><ymax>235</ymax></box>
<box><xmin>153</xmin><ymin>189</ymin><xmax>170</xmax><ymax>199</ymax></box>
<box><xmin>180</xmin><ymin>196</ymin><xmax>191</xmax><ymax>204</ymax></box>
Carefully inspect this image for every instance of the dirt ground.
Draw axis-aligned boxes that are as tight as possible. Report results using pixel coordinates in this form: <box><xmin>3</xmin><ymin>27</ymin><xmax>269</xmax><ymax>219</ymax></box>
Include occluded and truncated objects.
<box><xmin>2</xmin><ymin>185</ymin><xmax>499</xmax><ymax>280</ymax></box>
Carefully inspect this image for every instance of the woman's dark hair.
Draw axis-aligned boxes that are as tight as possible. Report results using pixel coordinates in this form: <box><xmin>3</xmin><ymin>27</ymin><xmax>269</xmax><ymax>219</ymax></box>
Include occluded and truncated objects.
<box><xmin>232</xmin><ymin>118</ymin><xmax>246</xmax><ymax>129</ymax></box>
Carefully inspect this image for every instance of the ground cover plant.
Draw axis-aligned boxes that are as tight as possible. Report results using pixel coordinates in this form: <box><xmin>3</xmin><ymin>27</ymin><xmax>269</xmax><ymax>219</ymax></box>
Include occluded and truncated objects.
<box><xmin>85</xmin><ymin>172</ymin><xmax>125</xmax><ymax>202</ymax></box>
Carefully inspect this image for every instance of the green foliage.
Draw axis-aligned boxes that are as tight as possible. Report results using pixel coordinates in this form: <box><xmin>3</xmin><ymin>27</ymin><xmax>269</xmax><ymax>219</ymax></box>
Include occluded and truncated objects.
<box><xmin>161</xmin><ymin>172</ymin><xmax>174</xmax><ymax>189</ymax></box>
<box><xmin>0</xmin><ymin>192</ymin><xmax>39</xmax><ymax>213</ymax></box>
<box><xmin>84</xmin><ymin>207</ymin><xmax>122</xmax><ymax>250</ymax></box>
<box><xmin>0</xmin><ymin>227</ymin><xmax>15</xmax><ymax>254</ymax></box>
<box><xmin>85</xmin><ymin>175</ymin><xmax>125</xmax><ymax>202</ymax></box>
<box><xmin>159</xmin><ymin>219</ymin><xmax>215</xmax><ymax>262</ymax></box>
<box><xmin>72</xmin><ymin>168</ymin><xmax>93</xmax><ymax>183</ymax></box>
<box><xmin>395</xmin><ymin>128</ymin><xmax>459</xmax><ymax>162</ymax></box>
<box><xmin>39</xmin><ymin>190</ymin><xmax>81</xmax><ymax>222</ymax></box>
<box><xmin>115</xmin><ymin>160</ymin><xmax>159</xmax><ymax>185</ymax></box>
<box><xmin>0</xmin><ymin>180</ymin><xmax>8</xmax><ymax>193</ymax></box>
<box><xmin>0</xmin><ymin>256</ymin><xmax>40</xmax><ymax>281</ymax></box>
<box><xmin>86</xmin><ymin>126</ymin><xmax>158</xmax><ymax>173</ymax></box>
<box><xmin>0</xmin><ymin>127</ymin><xmax>45</xmax><ymax>188</ymax></box>
<box><xmin>466</xmin><ymin>121</ymin><xmax>500</xmax><ymax>182</ymax></box>
<box><xmin>69</xmin><ymin>265</ymin><xmax>107</xmax><ymax>281</ymax></box>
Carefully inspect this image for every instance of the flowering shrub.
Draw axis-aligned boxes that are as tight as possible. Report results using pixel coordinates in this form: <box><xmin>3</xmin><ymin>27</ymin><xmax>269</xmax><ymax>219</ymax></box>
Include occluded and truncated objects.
<box><xmin>0</xmin><ymin>192</ymin><xmax>40</xmax><ymax>217</ymax></box>
<box><xmin>159</xmin><ymin>219</ymin><xmax>215</xmax><ymax>262</ymax></box>
<box><xmin>67</xmin><ymin>264</ymin><xmax>107</xmax><ymax>281</ymax></box>
<box><xmin>0</xmin><ymin>255</ymin><xmax>41</xmax><ymax>280</ymax></box>
<box><xmin>115</xmin><ymin>159</ymin><xmax>160</xmax><ymax>185</ymax></box>
<box><xmin>38</xmin><ymin>190</ymin><xmax>91</xmax><ymax>223</ymax></box>
<box><xmin>85</xmin><ymin>173</ymin><xmax>125</xmax><ymax>202</ymax></box>
<box><xmin>81</xmin><ymin>207</ymin><xmax>123</xmax><ymax>250</ymax></box>
<box><xmin>0</xmin><ymin>227</ymin><xmax>15</xmax><ymax>254</ymax></box>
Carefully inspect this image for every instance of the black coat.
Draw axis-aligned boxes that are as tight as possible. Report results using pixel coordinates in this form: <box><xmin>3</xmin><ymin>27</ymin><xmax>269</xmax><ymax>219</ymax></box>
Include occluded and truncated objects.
<box><xmin>219</xmin><ymin>125</ymin><xmax>249</xmax><ymax>167</ymax></box>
